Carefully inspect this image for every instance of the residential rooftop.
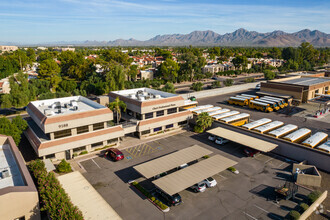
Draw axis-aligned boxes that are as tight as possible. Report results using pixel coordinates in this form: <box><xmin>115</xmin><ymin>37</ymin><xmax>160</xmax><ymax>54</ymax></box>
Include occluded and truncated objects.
<box><xmin>0</xmin><ymin>144</ymin><xmax>25</xmax><ymax>189</ymax></box>
<box><xmin>110</xmin><ymin>87</ymin><xmax>177</xmax><ymax>102</ymax></box>
<box><xmin>30</xmin><ymin>96</ymin><xmax>106</xmax><ymax>117</ymax></box>
<box><xmin>279</xmin><ymin>77</ymin><xmax>330</xmax><ymax>86</ymax></box>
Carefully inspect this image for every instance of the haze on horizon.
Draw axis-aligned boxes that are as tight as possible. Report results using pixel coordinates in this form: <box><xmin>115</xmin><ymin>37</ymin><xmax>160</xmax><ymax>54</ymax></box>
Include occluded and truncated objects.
<box><xmin>1</xmin><ymin>0</ymin><xmax>329</xmax><ymax>44</ymax></box>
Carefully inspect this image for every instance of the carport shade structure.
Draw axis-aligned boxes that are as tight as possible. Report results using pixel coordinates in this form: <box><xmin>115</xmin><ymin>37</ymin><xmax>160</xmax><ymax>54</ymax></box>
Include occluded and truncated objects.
<box><xmin>133</xmin><ymin>145</ymin><xmax>212</xmax><ymax>179</ymax></box>
<box><xmin>152</xmin><ymin>154</ymin><xmax>237</xmax><ymax>195</ymax></box>
<box><xmin>207</xmin><ymin>127</ymin><xmax>278</xmax><ymax>152</ymax></box>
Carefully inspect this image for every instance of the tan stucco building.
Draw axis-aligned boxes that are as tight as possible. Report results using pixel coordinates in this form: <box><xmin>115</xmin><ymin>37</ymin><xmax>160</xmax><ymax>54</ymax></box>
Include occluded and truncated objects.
<box><xmin>109</xmin><ymin>88</ymin><xmax>193</xmax><ymax>138</ymax></box>
<box><xmin>0</xmin><ymin>45</ymin><xmax>18</xmax><ymax>52</ymax></box>
<box><xmin>25</xmin><ymin>96</ymin><xmax>124</xmax><ymax>160</ymax></box>
<box><xmin>261</xmin><ymin>76</ymin><xmax>330</xmax><ymax>103</ymax></box>
<box><xmin>0</xmin><ymin>135</ymin><xmax>40</xmax><ymax>220</ymax></box>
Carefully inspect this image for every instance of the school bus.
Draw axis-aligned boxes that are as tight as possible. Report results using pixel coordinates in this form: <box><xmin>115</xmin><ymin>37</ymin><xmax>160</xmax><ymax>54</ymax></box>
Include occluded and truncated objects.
<box><xmin>189</xmin><ymin>104</ymin><xmax>213</xmax><ymax>112</ymax></box>
<box><xmin>240</xmin><ymin>94</ymin><xmax>259</xmax><ymax>99</ymax></box>
<box><xmin>316</xmin><ymin>141</ymin><xmax>330</xmax><ymax>153</ymax></box>
<box><xmin>228</xmin><ymin>97</ymin><xmax>249</xmax><ymax>106</ymax></box>
<box><xmin>283</xmin><ymin>128</ymin><xmax>312</xmax><ymax>143</ymax></box>
<box><xmin>220</xmin><ymin>113</ymin><xmax>250</xmax><ymax>126</ymax></box>
<box><xmin>259</xmin><ymin>97</ymin><xmax>285</xmax><ymax>109</ymax></box>
<box><xmin>242</xmin><ymin>118</ymin><xmax>272</xmax><ymax>130</ymax></box>
<box><xmin>208</xmin><ymin>108</ymin><xmax>230</xmax><ymax>116</ymax></box>
<box><xmin>249</xmin><ymin>100</ymin><xmax>274</xmax><ymax>113</ymax></box>
<box><xmin>212</xmin><ymin>111</ymin><xmax>240</xmax><ymax>121</ymax></box>
<box><xmin>194</xmin><ymin>106</ymin><xmax>222</xmax><ymax>115</ymax></box>
<box><xmin>263</xmin><ymin>96</ymin><xmax>288</xmax><ymax>107</ymax></box>
<box><xmin>236</xmin><ymin>95</ymin><xmax>254</xmax><ymax>100</ymax></box>
<box><xmin>181</xmin><ymin>99</ymin><xmax>198</xmax><ymax>109</ymax></box>
<box><xmin>268</xmin><ymin>124</ymin><xmax>298</xmax><ymax>138</ymax></box>
<box><xmin>255</xmin><ymin>98</ymin><xmax>280</xmax><ymax>111</ymax></box>
<box><xmin>253</xmin><ymin>121</ymin><xmax>284</xmax><ymax>134</ymax></box>
<box><xmin>302</xmin><ymin>132</ymin><xmax>328</xmax><ymax>148</ymax></box>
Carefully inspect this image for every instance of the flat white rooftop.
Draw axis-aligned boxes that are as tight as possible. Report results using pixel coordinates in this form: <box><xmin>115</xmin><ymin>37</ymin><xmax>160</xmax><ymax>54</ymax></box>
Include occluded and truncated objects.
<box><xmin>30</xmin><ymin>96</ymin><xmax>106</xmax><ymax>117</ymax></box>
<box><xmin>0</xmin><ymin>144</ymin><xmax>25</xmax><ymax>189</ymax></box>
<box><xmin>111</xmin><ymin>87</ymin><xmax>177</xmax><ymax>102</ymax></box>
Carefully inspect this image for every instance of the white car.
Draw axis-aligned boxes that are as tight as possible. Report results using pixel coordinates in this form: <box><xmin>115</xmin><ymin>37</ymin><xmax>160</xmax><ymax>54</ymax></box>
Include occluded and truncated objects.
<box><xmin>190</xmin><ymin>182</ymin><xmax>206</xmax><ymax>193</ymax></box>
<box><xmin>208</xmin><ymin>135</ymin><xmax>216</xmax><ymax>141</ymax></box>
<box><xmin>215</xmin><ymin>137</ymin><xmax>229</xmax><ymax>145</ymax></box>
<box><xmin>178</xmin><ymin>163</ymin><xmax>188</xmax><ymax>169</ymax></box>
<box><xmin>255</xmin><ymin>84</ymin><xmax>261</xmax><ymax>90</ymax></box>
<box><xmin>202</xmin><ymin>177</ymin><xmax>217</xmax><ymax>188</ymax></box>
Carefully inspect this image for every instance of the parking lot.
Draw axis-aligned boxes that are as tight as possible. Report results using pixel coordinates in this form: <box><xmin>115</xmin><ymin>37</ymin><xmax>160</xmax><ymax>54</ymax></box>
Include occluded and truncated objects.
<box><xmin>197</xmin><ymin>89</ymin><xmax>330</xmax><ymax>134</ymax></box>
<box><xmin>78</xmin><ymin>131</ymin><xmax>315</xmax><ymax>220</ymax></box>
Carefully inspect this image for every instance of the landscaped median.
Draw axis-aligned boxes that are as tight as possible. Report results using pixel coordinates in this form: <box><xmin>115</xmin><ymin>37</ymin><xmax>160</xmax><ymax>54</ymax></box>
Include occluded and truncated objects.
<box><xmin>129</xmin><ymin>180</ymin><xmax>170</xmax><ymax>212</ymax></box>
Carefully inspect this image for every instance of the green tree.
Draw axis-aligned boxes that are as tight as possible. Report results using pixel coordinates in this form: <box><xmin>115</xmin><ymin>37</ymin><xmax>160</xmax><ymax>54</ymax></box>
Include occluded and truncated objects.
<box><xmin>161</xmin><ymin>82</ymin><xmax>175</xmax><ymax>93</ymax></box>
<box><xmin>38</xmin><ymin>59</ymin><xmax>62</xmax><ymax>91</ymax></box>
<box><xmin>11</xmin><ymin>115</ymin><xmax>28</xmax><ymax>131</ymax></box>
<box><xmin>127</xmin><ymin>65</ymin><xmax>138</xmax><ymax>81</ymax></box>
<box><xmin>0</xmin><ymin>94</ymin><xmax>12</xmax><ymax>108</ymax></box>
<box><xmin>211</xmin><ymin>81</ymin><xmax>221</xmax><ymax>88</ymax></box>
<box><xmin>159</xmin><ymin>58</ymin><xmax>179</xmax><ymax>82</ymax></box>
<box><xmin>191</xmin><ymin>82</ymin><xmax>203</xmax><ymax>91</ymax></box>
<box><xmin>0</xmin><ymin>116</ymin><xmax>27</xmax><ymax>145</ymax></box>
<box><xmin>108</xmin><ymin>97</ymin><xmax>127</xmax><ymax>124</ymax></box>
<box><xmin>179</xmin><ymin>52</ymin><xmax>196</xmax><ymax>81</ymax></box>
<box><xmin>105</xmin><ymin>64</ymin><xmax>126</xmax><ymax>92</ymax></box>
<box><xmin>263</xmin><ymin>70</ymin><xmax>276</xmax><ymax>80</ymax></box>
<box><xmin>232</xmin><ymin>55</ymin><xmax>248</xmax><ymax>70</ymax></box>
<box><xmin>59</xmin><ymin>80</ymin><xmax>77</xmax><ymax>93</ymax></box>
<box><xmin>56</xmin><ymin>159</ymin><xmax>72</xmax><ymax>173</ymax></box>
<box><xmin>7</xmin><ymin>72</ymin><xmax>35</xmax><ymax>107</ymax></box>
<box><xmin>195</xmin><ymin>112</ymin><xmax>213</xmax><ymax>132</ymax></box>
<box><xmin>26</xmin><ymin>48</ymin><xmax>36</xmax><ymax>62</ymax></box>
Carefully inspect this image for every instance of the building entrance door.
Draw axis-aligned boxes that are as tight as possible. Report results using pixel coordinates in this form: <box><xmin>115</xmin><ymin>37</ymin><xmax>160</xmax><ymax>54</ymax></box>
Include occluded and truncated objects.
<box><xmin>65</xmin><ymin>150</ymin><xmax>71</xmax><ymax>160</ymax></box>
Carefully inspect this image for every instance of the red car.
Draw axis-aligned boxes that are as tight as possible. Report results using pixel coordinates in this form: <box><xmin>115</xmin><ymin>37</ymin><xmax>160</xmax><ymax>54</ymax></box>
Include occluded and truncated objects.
<box><xmin>105</xmin><ymin>148</ymin><xmax>124</xmax><ymax>161</ymax></box>
<box><xmin>244</xmin><ymin>148</ymin><xmax>260</xmax><ymax>157</ymax></box>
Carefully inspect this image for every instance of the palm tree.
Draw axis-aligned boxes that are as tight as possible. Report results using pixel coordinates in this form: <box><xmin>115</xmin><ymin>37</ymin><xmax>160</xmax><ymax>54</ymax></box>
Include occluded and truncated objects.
<box><xmin>196</xmin><ymin>112</ymin><xmax>213</xmax><ymax>131</ymax></box>
<box><xmin>108</xmin><ymin>97</ymin><xmax>127</xmax><ymax>124</ymax></box>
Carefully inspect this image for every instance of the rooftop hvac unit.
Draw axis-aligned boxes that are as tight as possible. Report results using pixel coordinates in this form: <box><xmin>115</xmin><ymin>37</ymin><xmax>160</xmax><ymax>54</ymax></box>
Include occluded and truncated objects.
<box><xmin>73</xmin><ymin>106</ymin><xmax>78</xmax><ymax>111</ymax></box>
<box><xmin>138</xmin><ymin>96</ymin><xmax>145</xmax><ymax>101</ymax></box>
<box><xmin>64</xmin><ymin>103</ymin><xmax>68</xmax><ymax>108</ymax></box>
<box><xmin>2</xmin><ymin>170</ymin><xmax>10</xmax><ymax>178</ymax></box>
<box><xmin>137</xmin><ymin>90</ymin><xmax>144</xmax><ymax>95</ymax></box>
<box><xmin>55</xmin><ymin>102</ymin><xmax>61</xmax><ymax>109</ymax></box>
<box><xmin>71</xmin><ymin>101</ymin><xmax>78</xmax><ymax>107</ymax></box>
<box><xmin>57</xmin><ymin>109</ymin><xmax>62</xmax><ymax>114</ymax></box>
<box><xmin>155</xmin><ymin>94</ymin><xmax>161</xmax><ymax>99</ymax></box>
<box><xmin>44</xmin><ymin>109</ymin><xmax>53</xmax><ymax>116</ymax></box>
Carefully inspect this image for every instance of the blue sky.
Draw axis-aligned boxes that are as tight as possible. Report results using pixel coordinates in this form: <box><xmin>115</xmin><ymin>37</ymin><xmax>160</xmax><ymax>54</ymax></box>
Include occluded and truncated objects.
<box><xmin>1</xmin><ymin>0</ymin><xmax>329</xmax><ymax>43</ymax></box>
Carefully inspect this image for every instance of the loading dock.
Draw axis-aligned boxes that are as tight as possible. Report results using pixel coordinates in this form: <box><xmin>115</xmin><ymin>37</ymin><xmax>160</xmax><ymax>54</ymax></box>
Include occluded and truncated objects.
<box><xmin>133</xmin><ymin>145</ymin><xmax>212</xmax><ymax>179</ymax></box>
<box><xmin>207</xmin><ymin>127</ymin><xmax>278</xmax><ymax>152</ymax></box>
<box><xmin>152</xmin><ymin>154</ymin><xmax>237</xmax><ymax>195</ymax></box>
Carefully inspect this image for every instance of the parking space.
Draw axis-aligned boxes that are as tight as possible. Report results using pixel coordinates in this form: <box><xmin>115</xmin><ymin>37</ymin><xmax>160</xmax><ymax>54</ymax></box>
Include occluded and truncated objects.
<box><xmin>76</xmin><ymin>131</ymin><xmax>311</xmax><ymax>220</ymax></box>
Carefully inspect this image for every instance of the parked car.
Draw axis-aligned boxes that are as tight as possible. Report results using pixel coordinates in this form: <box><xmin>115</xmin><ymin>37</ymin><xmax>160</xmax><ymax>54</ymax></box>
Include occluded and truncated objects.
<box><xmin>244</xmin><ymin>148</ymin><xmax>260</xmax><ymax>157</ymax></box>
<box><xmin>208</xmin><ymin>135</ymin><xmax>216</xmax><ymax>141</ymax></box>
<box><xmin>190</xmin><ymin>182</ymin><xmax>206</xmax><ymax>193</ymax></box>
<box><xmin>202</xmin><ymin>177</ymin><xmax>217</xmax><ymax>188</ymax></box>
<box><xmin>154</xmin><ymin>172</ymin><xmax>167</xmax><ymax>179</ymax></box>
<box><xmin>189</xmin><ymin>96</ymin><xmax>197</xmax><ymax>101</ymax></box>
<box><xmin>155</xmin><ymin>188</ymin><xmax>182</xmax><ymax>206</ymax></box>
<box><xmin>215</xmin><ymin>137</ymin><xmax>229</xmax><ymax>145</ymax></box>
<box><xmin>255</xmin><ymin>84</ymin><xmax>261</xmax><ymax>90</ymax></box>
<box><xmin>178</xmin><ymin>163</ymin><xmax>188</xmax><ymax>169</ymax></box>
<box><xmin>211</xmin><ymin>77</ymin><xmax>218</xmax><ymax>80</ymax></box>
<box><xmin>105</xmin><ymin>148</ymin><xmax>124</xmax><ymax>161</ymax></box>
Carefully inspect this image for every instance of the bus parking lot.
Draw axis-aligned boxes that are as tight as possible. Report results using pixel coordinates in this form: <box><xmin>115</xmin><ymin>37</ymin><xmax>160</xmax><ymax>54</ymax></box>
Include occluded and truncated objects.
<box><xmin>77</xmin><ymin>131</ymin><xmax>319</xmax><ymax>220</ymax></box>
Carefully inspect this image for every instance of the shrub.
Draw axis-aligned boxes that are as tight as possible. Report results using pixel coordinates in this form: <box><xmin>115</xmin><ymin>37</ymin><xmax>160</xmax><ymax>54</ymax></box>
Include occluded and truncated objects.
<box><xmin>211</xmin><ymin>81</ymin><xmax>221</xmax><ymax>89</ymax></box>
<box><xmin>194</xmin><ymin>125</ymin><xmax>204</xmax><ymax>133</ymax></box>
<box><xmin>56</xmin><ymin>159</ymin><xmax>72</xmax><ymax>173</ymax></box>
<box><xmin>79</xmin><ymin>150</ymin><xmax>88</xmax><ymax>155</ymax></box>
<box><xmin>131</xmin><ymin>181</ymin><xmax>168</xmax><ymax>210</ymax></box>
<box><xmin>227</xmin><ymin>167</ymin><xmax>236</xmax><ymax>172</ymax></box>
<box><xmin>307</xmin><ymin>191</ymin><xmax>322</xmax><ymax>204</ymax></box>
<box><xmin>29</xmin><ymin>159</ymin><xmax>84</xmax><ymax>220</ymax></box>
<box><xmin>299</xmin><ymin>203</ymin><xmax>309</xmax><ymax>212</ymax></box>
<box><xmin>288</xmin><ymin>210</ymin><xmax>301</xmax><ymax>220</ymax></box>
<box><xmin>263</xmin><ymin>70</ymin><xmax>276</xmax><ymax>80</ymax></box>
<box><xmin>224</xmin><ymin>79</ymin><xmax>234</xmax><ymax>87</ymax></box>
<box><xmin>244</xmin><ymin>77</ymin><xmax>255</xmax><ymax>83</ymax></box>
<box><xmin>191</xmin><ymin>82</ymin><xmax>203</xmax><ymax>91</ymax></box>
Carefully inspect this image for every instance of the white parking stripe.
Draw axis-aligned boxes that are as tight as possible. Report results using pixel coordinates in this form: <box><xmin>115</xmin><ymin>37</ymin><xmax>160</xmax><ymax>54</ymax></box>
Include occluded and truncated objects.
<box><xmin>264</xmin><ymin>157</ymin><xmax>274</xmax><ymax>164</ymax></box>
<box><xmin>91</xmin><ymin>159</ymin><xmax>101</xmax><ymax>169</ymax></box>
<box><xmin>243</xmin><ymin>212</ymin><xmax>258</xmax><ymax>220</ymax></box>
<box><xmin>254</xmin><ymin>205</ymin><xmax>269</xmax><ymax>213</ymax></box>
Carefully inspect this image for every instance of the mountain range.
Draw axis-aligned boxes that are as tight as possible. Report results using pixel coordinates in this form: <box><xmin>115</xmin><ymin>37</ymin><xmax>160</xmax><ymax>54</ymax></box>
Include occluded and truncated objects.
<box><xmin>2</xmin><ymin>29</ymin><xmax>329</xmax><ymax>47</ymax></box>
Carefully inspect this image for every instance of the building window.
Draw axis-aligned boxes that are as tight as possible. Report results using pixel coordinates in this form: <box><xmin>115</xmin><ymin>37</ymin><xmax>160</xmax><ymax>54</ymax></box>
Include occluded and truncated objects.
<box><xmin>77</xmin><ymin>125</ymin><xmax>89</xmax><ymax>134</ymax></box>
<box><xmin>54</xmin><ymin>129</ymin><xmax>72</xmax><ymax>139</ymax></box>
<box><xmin>178</xmin><ymin>120</ymin><xmax>187</xmax><ymax>126</ymax></box>
<box><xmin>136</xmin><ymin>113</ymin><xmax>143</xmax><ymax>120</ymax></box>
<box><xmin>14</xmin><ymin>217</ymin><xmax>25</xmax><ymax>220</ymax></box>
<box><xmin>153</xmin><ymin>127</ymin><xmax>162</xmax><ymax>132</ymax></box>
<box><xmin>145</xmin><ymin>112</ymin><xmax>154</xmax><ymax>119</ymax></box>
<box><xmin>93</xmin><ymin>122</ymin><xmax>104</xmax><ymax>131</ymax></box>
<box><xmin>141</xmin><ymin>130</ymin><xmax>150</xmax><ymax>135</ymax></box>
<box><xmin>166</xmin><ymin>124</ymin><xmax>173</xmax><ymax>129</ymax></box>
<box><xmin>45</xmin><ymin>153</ymin><xmax>55</xmax><ymax>159</ymax></box>
<box><xmin>73</xmin><ymin>146</ymin><xmax>86</xmax><ymax>153</ymax></box>
<box><xmin>107</xmin><ymin>138</ymin><xmax>117</xmax><ymax>144</ymax></box>
<box><xmin>91</xmin><ymin>142</ymin><xmax>103</xmax><ymax>148</ymax></box>
<box><xmin>156</xmin><ymin>110</ymin><xmax>164</xmax><ymax>117</ymax></box>
<box><xmin>126</xmin><ymin>109</ymin><xmax>133</xmax><ymax>116</ymax></box>
<box><xmin>167</xmin><ymin>108</ymin><xmax>177</xmax><ymax>115</ymax></box>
